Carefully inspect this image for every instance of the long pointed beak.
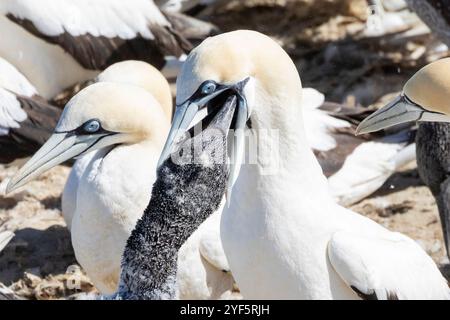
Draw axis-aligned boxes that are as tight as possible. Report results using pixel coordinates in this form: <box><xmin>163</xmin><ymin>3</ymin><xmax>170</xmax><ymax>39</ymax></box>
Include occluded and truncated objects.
<box><xmin>356</xmin><ymin>95</ymin><xmax>450</xmax><ymax>135</ymax></box>
<box><xmin>157</xmin><ymin>88</ymin><xmax>229</xmax><ymax>168</ymax></box>
<box><xmin>157</xmin><ymin>101</ymin><xmax>200</xmax><ymax>169</ymax></box>
<box><xmin>226</xmin><ymin>95</ymin><xmax>248</xmax><ymax>202</ymax></box>
<box><xmin>6</xmin><ymin>132</ymin><xmax>110</xmax><ymax>194</ymax></box>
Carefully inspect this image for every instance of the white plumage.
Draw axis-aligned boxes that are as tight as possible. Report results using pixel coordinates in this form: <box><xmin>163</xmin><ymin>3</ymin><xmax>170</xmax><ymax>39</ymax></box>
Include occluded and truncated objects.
<box><xmin>302</xmin><ymin>88</ymin><xmax>351</xmax><ymax>152</ymax></box>
<box><xmin>2</xmin><ymin>0</ymin><xmax>169</xmax><ymax>39</ymax></box>
<box><xmin>0</xmin><ymin>57</ymin><xmax>35</xmax><ymax>135</ymax></box>
<box><xmin>328</xmin><ymin>229</ymin><xmax>449</xmax><ymax>299</ymax></box>
<box><xmin>328</xmin><ymin>141</ymin><xmax>415</xmax><ymax>206</ymax></box>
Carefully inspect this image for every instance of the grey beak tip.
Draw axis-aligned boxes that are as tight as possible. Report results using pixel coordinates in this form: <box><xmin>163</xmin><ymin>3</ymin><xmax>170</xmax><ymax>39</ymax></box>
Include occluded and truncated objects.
<box><xmin>5</xmin><ymin>183</ymin><xmax>15</xmax><ymax>195</ymax></box>
<box><xmin>5</xmin><ymin>177</ymin><xmax>20</xmax><ymax>194</ymax></box>
<box><xmin>354</xmin><ymin>127</ymin><xmax>364</xmax><ymax>136</ymax></box>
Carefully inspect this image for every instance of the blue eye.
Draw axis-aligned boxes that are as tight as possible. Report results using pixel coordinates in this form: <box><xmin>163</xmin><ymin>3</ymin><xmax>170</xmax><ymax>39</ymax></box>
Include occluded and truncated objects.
<box><xmin>83</xmin><ymin>120</ymin><xmax>101</xmax><ymax>133</ymax></box>
<box><xmin>201</xmin><ymin>82</ymin><xmax>216</xmax><ymax>95</ymax></box>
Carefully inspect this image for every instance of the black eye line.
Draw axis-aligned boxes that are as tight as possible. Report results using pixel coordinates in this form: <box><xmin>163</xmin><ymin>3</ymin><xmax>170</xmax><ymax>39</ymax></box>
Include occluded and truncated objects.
<box><xmin>55</xmin><ymin>119</ymin><xmax>113</xmax><ymax>136</ymax></box>
<box><xmin>177</xmin><ymin>78</ymin><xmax>248</xmax><ymax>107</ymax></box>
<box><xmin>179</xmin><ymin>80</ymin><xmax>224</xmax><ymax>105</ymax></box>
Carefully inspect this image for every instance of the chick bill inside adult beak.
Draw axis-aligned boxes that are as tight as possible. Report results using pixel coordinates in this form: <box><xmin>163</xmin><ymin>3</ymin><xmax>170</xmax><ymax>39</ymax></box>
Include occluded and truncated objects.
<box><xmin>356</xmin><ymin>95</ymin><xmax>450</xmax><ymax>135</ymax></box>
<box><xmin>6</xmin><ymin>131</ymin><xmax>115</xmax><ymax>194</ymax></box>
<box><xmin>157</xmin><ymin>78</ymin><xmax>250</xmax><ymax>200</ymax></box>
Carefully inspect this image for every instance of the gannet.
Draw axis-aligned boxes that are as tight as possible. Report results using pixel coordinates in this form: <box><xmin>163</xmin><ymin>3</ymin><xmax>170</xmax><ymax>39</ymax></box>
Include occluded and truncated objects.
<box><xmin>7</xmin><ymin>62</ymin><xmax>236</xmax><ymax>299</ymax></box>
<box><xmin>159</xmin><ymin>30</ymin><xmax>450</xmax><ymax>299</ymax></box>
<box><xmin>0</xmin><ymin>56</ymin><xmax>60</xmax><ymax>163</ymax></box>
<box><xmin>357</xmin><ymin>57</ymin><xmax>450</xmax><ymax>259</ymax></box>
<box><xmin>302</xmin><ymin>88</ymin><xmax>416</xmax><ymax>206</ymax></box>
<box><xmin>0</xmin><ymin>0</ymin><xmax>216</xmax><ymax>99</ymax></box>
<box><xmin>115</xmin><ymin>95</ymin><xmax>235</xmax><ymax>299</ymax></box>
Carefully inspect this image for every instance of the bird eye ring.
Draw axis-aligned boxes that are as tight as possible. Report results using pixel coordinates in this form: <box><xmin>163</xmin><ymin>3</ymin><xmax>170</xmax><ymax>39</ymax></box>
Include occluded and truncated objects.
<box><xmin>83</xmin><ymin>120</ymin><xmax>101</xmax><ymax>133</ymax></box>
<box><xmin>201</xmin><ymin>81</ymin><xmax>217</xmax><ymax>95</ymax></box>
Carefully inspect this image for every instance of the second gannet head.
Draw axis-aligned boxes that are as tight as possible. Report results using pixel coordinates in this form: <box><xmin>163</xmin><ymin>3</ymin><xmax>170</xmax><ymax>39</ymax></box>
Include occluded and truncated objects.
<box><xmin>97</xmin><ymin>61</ymin><xmax>173</xmax><ymax>120</ymax></box>
<box><xmin>6</xmin><ymin>82</ymin><xmax>168</xmax><ymax>193</ymax></box>
<box><xmin>356</xmin><ymin>58</ymin><xmax>450</xmax><ymax>135</ymax></box>
<box><xmin>157</xmin><ymin>30</ymin><xmax>303</xmax><ymax>197</ymax></box>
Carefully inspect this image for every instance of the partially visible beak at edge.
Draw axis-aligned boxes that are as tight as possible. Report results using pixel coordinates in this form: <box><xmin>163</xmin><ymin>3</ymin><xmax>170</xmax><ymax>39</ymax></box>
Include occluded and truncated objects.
<box><xmin>356</xmin><ymin>95</ymin><xmax>450</xmax><ymax>135</ymax></box>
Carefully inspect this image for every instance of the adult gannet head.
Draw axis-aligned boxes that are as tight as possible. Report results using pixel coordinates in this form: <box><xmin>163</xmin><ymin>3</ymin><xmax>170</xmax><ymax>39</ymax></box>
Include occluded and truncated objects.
<box><xmin>97</xmin><ymin>61</ymin><xmax>173</xmax><ymax>120</ymax></box>
<box><xmin>158</xmin><ymin>30</ymin><xmax>302</xmax><ymax>192</ymax></box>
<box><xmin>356</xmin><ymin>58</ymin><xmax>450</xmax><ymax>135</ymax></box>
<box><xmin>6</xmin><ymin>82</ymin><xmax>168</xmax><ymax>193</ymax></box>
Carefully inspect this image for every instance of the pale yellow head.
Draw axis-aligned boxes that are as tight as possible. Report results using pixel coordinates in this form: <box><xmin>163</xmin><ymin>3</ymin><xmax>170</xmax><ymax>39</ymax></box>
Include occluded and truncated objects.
<box><xmin>6</xmin><ymin>81</ymin><xmax>169</xmax><ymax>193</ymax></box>
<box><xmin>176</xmin><ymin>30</ymin><xmax>303</xmax><ymax>126</ymax></box>
<box><xmin>404</xmin><ymin>58</ymin><xmax>450</xmax><ymax>115</ymax></box>
<box><xmin>58</xmin><ymin>82</ymin><xmax>169</xmax><ymax>143</ymax></box>
<box><xmin>97</xmin><ymin>60</ymin><xmax>173</xmax><ymax>120</ymax></box>
<box><xmin>159</xmin><ymin>30</ymin><xmax>306</xmax><ymax>194</ymax></box>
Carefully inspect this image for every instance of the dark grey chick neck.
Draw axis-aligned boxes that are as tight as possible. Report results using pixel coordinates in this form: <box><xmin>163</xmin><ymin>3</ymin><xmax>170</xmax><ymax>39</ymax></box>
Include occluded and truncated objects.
<box><xmin>114</xmin><ymin>96</ymin><xmax>236</xmax><ymax>300</ymax></box>
<box><xmin>416</xmin><ymin>122</ymin><xmax>450</xmax><ymax>258</ymax></box>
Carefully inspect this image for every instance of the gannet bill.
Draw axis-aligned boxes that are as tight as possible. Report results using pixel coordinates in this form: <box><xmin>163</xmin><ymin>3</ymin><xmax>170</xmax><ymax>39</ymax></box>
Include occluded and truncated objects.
<box><xmin>160</xmin><ymin>30</ymin><xmax>450</xmax><ymax>299</ymax></box>
<box><xmin>0</xmin><ymin>56</ymin><xmax>61</xmax><ymax>163</ymax></box>
<box><xmin>0</xmin><ymin>0</ymin><xmax>217</xmax><ymax>99</ymax></box>
<box><xmin>357</xmin><ymin>57</ymin><xmax>450</xmax><ymax>259</ymax></box>
<box><xmin>302</xmin><ymin>88</ymin><xmax>416</xmax><ymax>206</ymax></box>
<box><xmin>115</xmin><ymin>95</ymin><xmax>235</xmax><ymax>300</ymax></box>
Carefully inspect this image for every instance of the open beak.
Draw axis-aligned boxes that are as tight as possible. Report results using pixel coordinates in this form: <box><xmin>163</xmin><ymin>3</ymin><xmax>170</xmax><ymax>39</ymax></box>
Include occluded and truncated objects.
<box><xmin>157</xmin><ymin>87</ymin><xmax>229</xmax><ymax>169</ymax></box>
<box><xmin>356</xmin><ymin>95</ymin><xmax>450</xmax><ymax>135</ymax></box>
<box><xmin>158</xmin><ymin>78</ymin><xmax>250</xmax><ymax>200</ymax></box>
<box><xmin>6</xmin><ymin>131</ymin><xmax>116</xmax><ymax>194</ymax></box>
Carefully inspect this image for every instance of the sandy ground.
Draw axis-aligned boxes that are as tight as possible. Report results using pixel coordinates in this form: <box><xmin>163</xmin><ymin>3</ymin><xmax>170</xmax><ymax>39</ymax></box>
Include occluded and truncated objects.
<box><xmin>0</xmin><ymin>164</ymin><xmax>97</xmax><ymax>299</ymax></box>
<box><xmin>1</xmin><ymin>0</ymin><xmax>450</xmax><ymax>299</ymax></box>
